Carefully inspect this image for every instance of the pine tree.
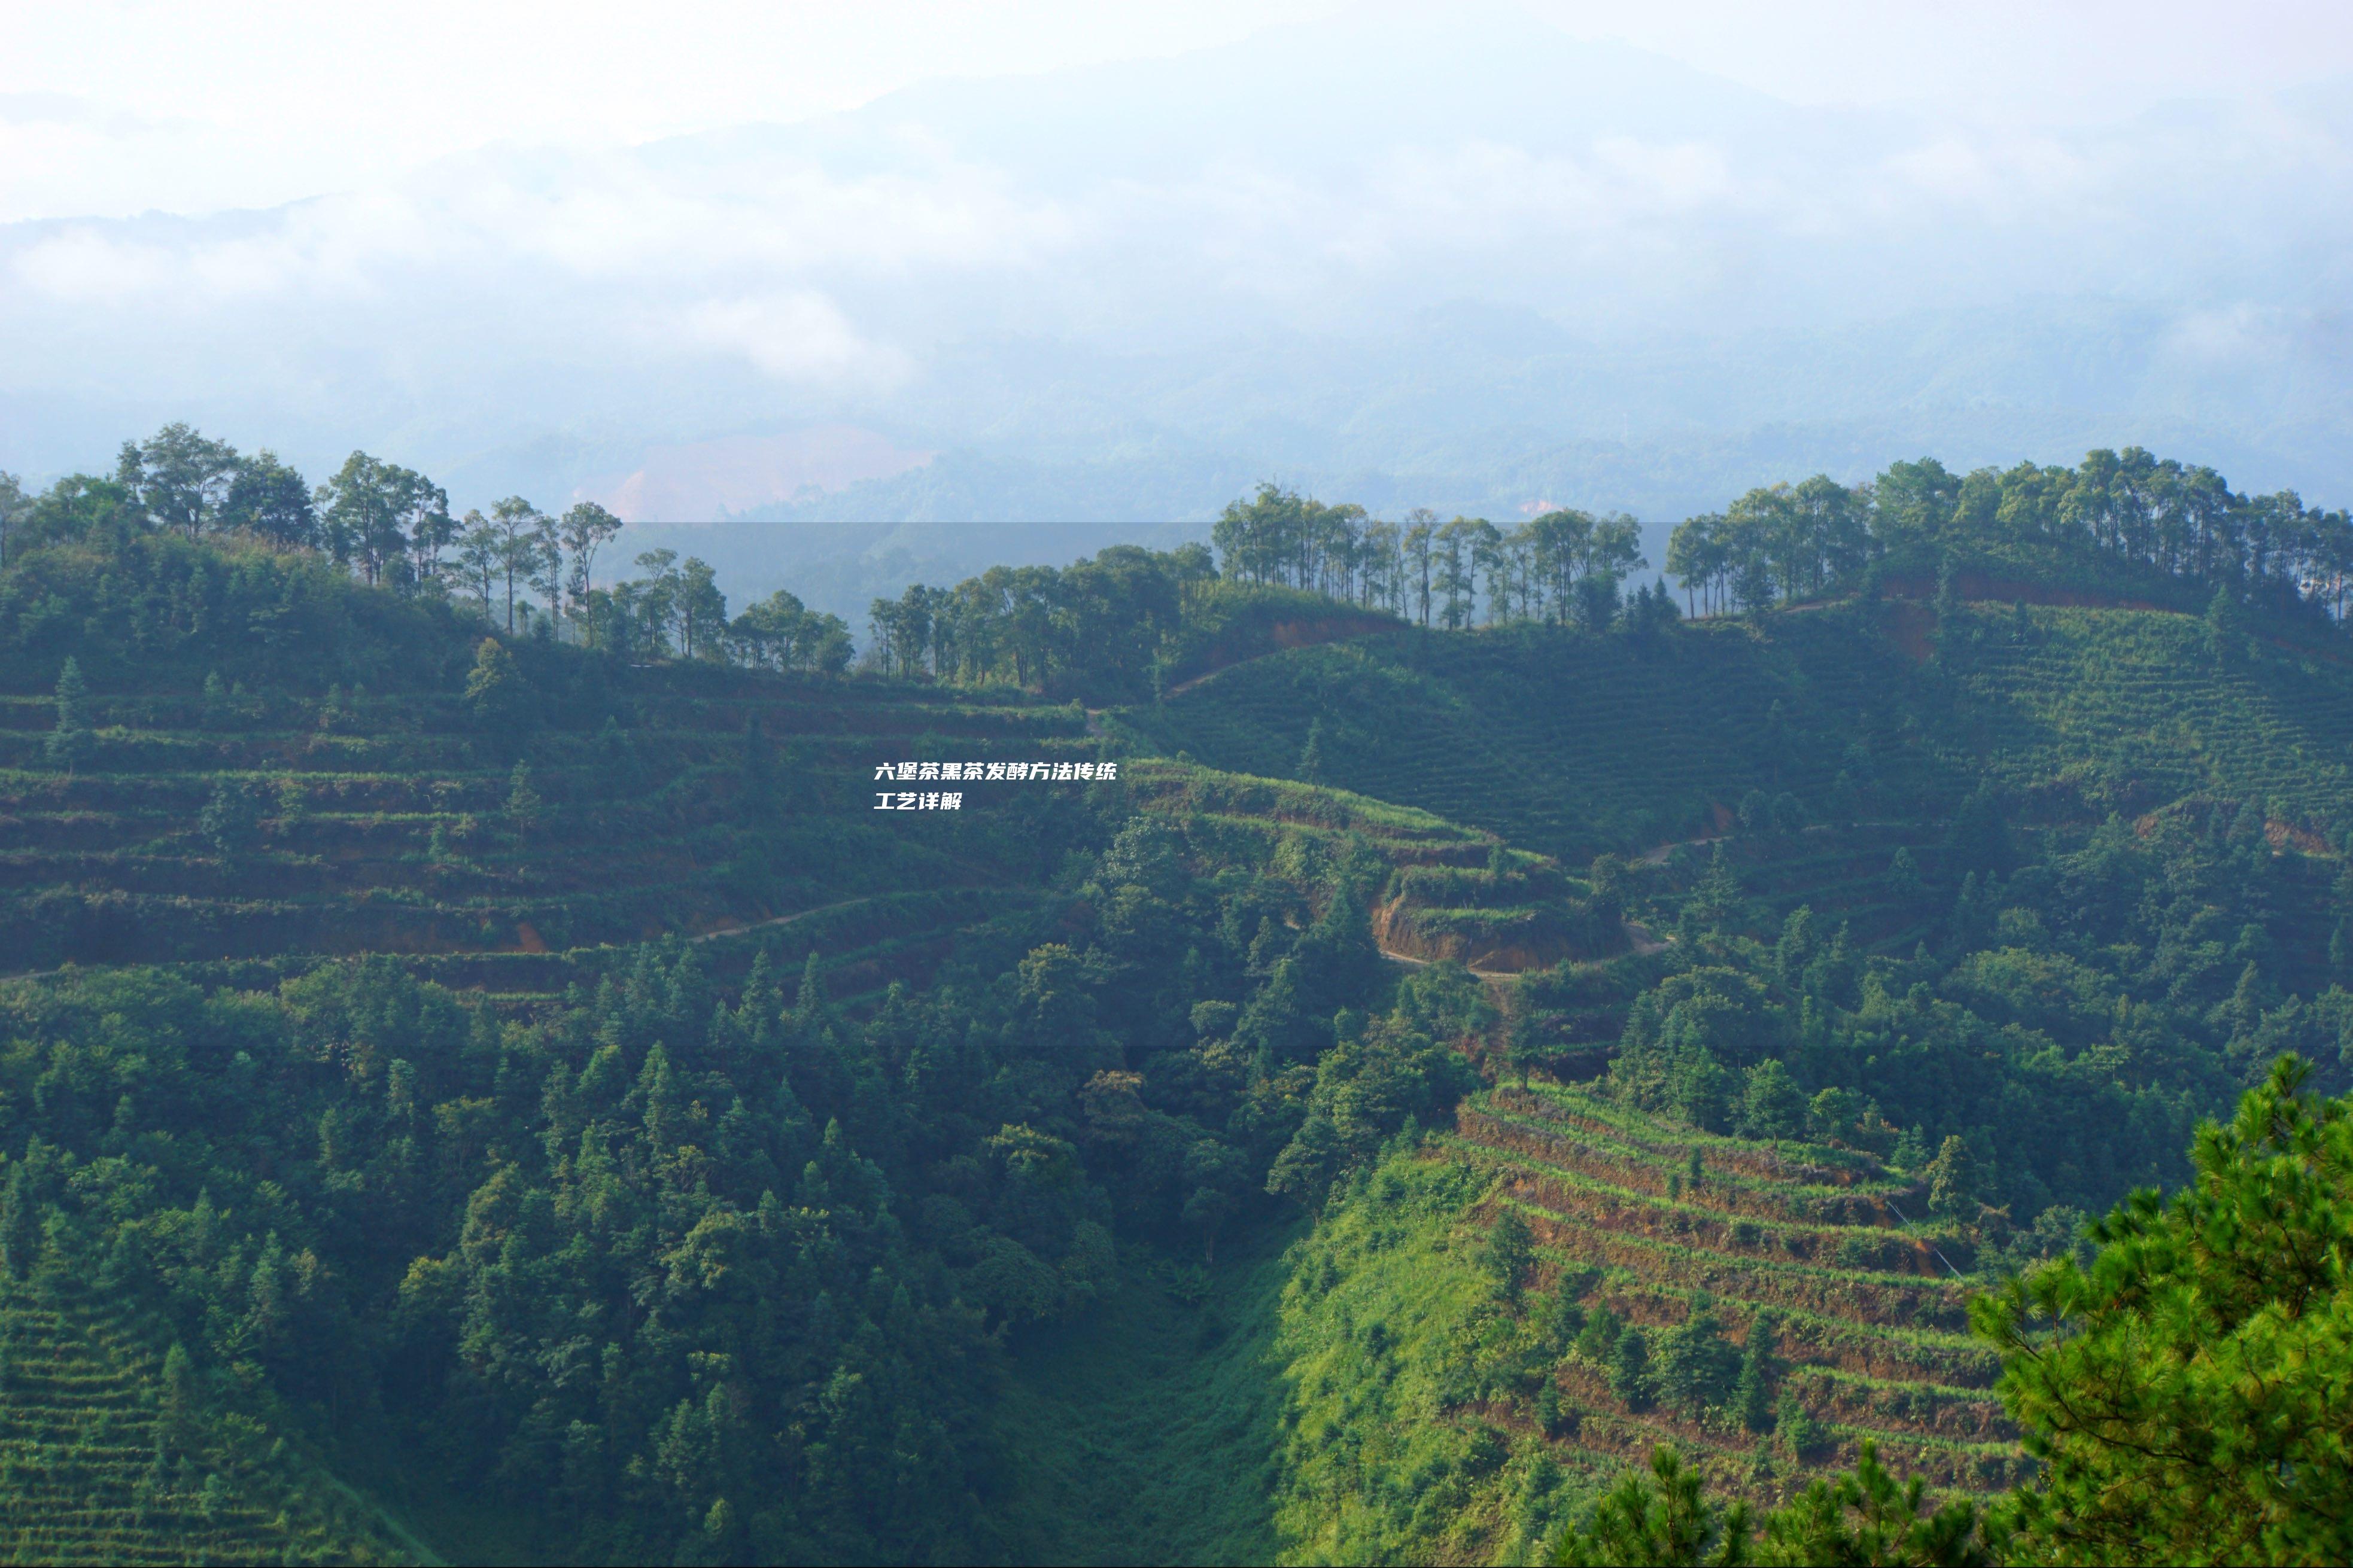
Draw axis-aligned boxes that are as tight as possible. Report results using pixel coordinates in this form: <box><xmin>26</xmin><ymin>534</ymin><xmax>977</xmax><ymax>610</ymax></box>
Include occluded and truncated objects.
<box><xmin>1551</xmin><ymin>1447</ymin><xmax>1753</xmax><ymax>1567</ymax></box>
<box><xmin>1737</xmin><ymin>1060</ymin><xmax>1806</xmax><ymax>1140</ymax></box>
<box><xmin>1297</xmin><ymin>718</ymin><xmax>1327</xmax><ymax>783</ymax></box>
<box><xmin>1534</xmin><ymin>1379</ymin><xmax>1566</xmax><ymax>1436</ymax></box>
<box><xmin>1931</xmin><ymin>555</ymin><xmax>1960</xmax><ymax>661</ymax></box>
<box><xmin>2205</xmin><ymin>582</ymin><xmax>2245</xmax><ymax>666</ymax></box>
<box><xmin>1683</xmin><ymin>842</ymin><xmax>1748</xmax><ymax>939</ymax></box>
<box><xmin>795</xmin><ymin>951</ymin><xmax>828</xmax><ymax>1025</ymax></box>
<box><xmin>506</xmin><ymin>760</ymin><xmax>542</xmax><ymax>842</ymax></box>
<box><xmin>464</xmin><ymin>636</ymin><xmax>522</xmax><ymax>722</ymax></box>
<box><xmin>1609</xmin><ymin>1324</ymin><xmax>1653</xmax><ymax>1411</ymax></box>
<box><xmin>1944</xmin><ymin>786</ymin><xmax>2012</xmax><ymax>876</ymax></box>
<box><xmin>160</xmin><ymin>1343</ymin><xmax>197</xmax><ymax>1452</ymax></box>
<box><xmin>1654</xmin><ymin>1295</ymin><xmax>1740</xmax><ymax>1416</ymax></box>
<box><xmin>1484</xmin><ymin>1209</ymin><xmax>1533</xmax><ymax>1300</ymax></box>
<box><xmin>1973</xmin><ymin>1057</ymin><xmax>2353</xmax><ymax>1563</ymax></box>
<box><xmin>0</xmin><ymin>1165</ymin><xmax>34</xmax><ymax>1279</ymax></box>
<box><xmin>1574</xmin><ymin>1305</ymin><xmax>1623</xmax><ymax>1365</ymax></box>
<box><xmin>1925</xmin><ymin>1135</ymin><xmax>1978</xmax><ymax>1217</ymax></box>
<box><xmin>1776</xmin><ymin>1388</ymin><xmax>1826</xmax><ymax>1459</ymax></box>
<box><xmin>1734</xmin><ymin>1310</ymin><xmax>1779</xmax><ymax>1432</ymax></box>
<box><xmin>198</xmin><ymin>780</ymin><xmax>257</xmax><ymax>858</ymax></box>
<box><xmin>45</xmin><ymin>657</ymin><xmax>89</xmax><ymax>768</ymax></box>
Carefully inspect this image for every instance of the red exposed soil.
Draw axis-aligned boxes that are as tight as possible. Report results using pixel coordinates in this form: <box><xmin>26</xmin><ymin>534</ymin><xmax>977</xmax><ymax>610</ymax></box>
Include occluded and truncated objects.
<box><xmin>1461</xmin><ymin>1112</ymin><xmax>1901</xmax><ymax>1226</ymax></box>
<box><xmin>1516</xmin><ymin>1209</ymin><xmax>1971</xmax><ymax>1332</ymax></box>
<box><xmin>1886</xmin><ymin>602</ymin><xmax>1936</xmax><ymax>663</ymax></box>
<box><xmin>1481</xmin><ymin>1088</ymin><xmax>1880</xmax><ymax>1188</ymax></box>
<box><xmin>1501</xmin><ymin>1170</ymin><xmax>1947</xmax><ymax>1280</ymax></box>
<box><xmin>1371</xmin><ymin>899</ymin><xmax>1582</xmax><ymax>973</ymax></box>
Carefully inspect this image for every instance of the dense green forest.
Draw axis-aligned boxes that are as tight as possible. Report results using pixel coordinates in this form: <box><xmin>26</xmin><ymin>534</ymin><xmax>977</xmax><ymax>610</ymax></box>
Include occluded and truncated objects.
<box><xmin>0</xmin><ymin>431</ymin><xmax>2347</xmax><ymax>1563</ymax></box>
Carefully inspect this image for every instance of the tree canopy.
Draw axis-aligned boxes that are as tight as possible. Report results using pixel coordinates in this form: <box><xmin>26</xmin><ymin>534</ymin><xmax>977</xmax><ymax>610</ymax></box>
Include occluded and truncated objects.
<box><xmin>1668</xmin><ymin>449</ymin><xmax>2353</xmax><ymax>625</ymax></box>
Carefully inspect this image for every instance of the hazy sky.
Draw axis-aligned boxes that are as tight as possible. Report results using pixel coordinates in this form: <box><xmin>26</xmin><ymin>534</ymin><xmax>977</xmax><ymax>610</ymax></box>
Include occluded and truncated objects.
<box><xmin>8</xmin><ymin>1</ymin><xmax>2350</xmax><ymax>222</ymax></box>
<box><xmin>5</xmin><ymin>1</ymin><xmax>2350</xmax><ymax>530</ymax></box>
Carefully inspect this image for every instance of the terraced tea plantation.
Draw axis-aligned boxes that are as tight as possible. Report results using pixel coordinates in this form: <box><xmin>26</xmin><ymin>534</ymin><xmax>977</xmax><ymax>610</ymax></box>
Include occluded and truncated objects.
<box><xmin>1945</xmin><ymin>602</ymin><xmax>2353</xmax><ymax>830</ymax></box>
<box><xmin>0</xmin><ymin>671</ymin><xmax>1105</xmax><ymax>995</ymax></box>
<box><xmin>5</xmin><ymin>514</ymin><xmax>2343</xmax><ymax>1565</ymax></box>
<box><xmin>1632</xmin><ymin>822</ymin><xmax>1955</xmax><ymax>955</ymax></box>
<box><xmin>1127</xmin><ymin>760</ymin><xmax>1625</xmax><ymax>969</ymax></box>
<box><xmin>1456</xmin><ymin>1082</ymin><xmax>2017</xmax><ymax>1497</ymax></box>
<box><xmin>0</xmin><ymin>1286</ymin><xmax>409</xmax><ymax>1565</ymax></box>
<box><xmin>1118</xmin><ymin>599</ymin><xmax>2353</xmax><ymax>867</ymax></box>
<box><xmin>1116</xmin><ymin>616</ymin><xmax>1957</xmax><ymax>864</ymax></box>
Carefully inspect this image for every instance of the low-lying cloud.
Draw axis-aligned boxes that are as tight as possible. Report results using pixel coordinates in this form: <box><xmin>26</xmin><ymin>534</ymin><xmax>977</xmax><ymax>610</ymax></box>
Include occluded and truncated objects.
<box><xmin>2</xmin><ymin>7</ymin><xmax>2349</xmax><ymax>516</ymax></box>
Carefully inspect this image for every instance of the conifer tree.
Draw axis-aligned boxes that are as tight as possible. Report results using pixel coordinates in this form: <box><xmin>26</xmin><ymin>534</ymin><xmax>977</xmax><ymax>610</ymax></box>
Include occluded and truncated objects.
<box><xmin>464</xmin><ymin>636</ymin><xmax>524</xmax><ymax>724</ymax></box>
<box><xmin>1609</xmin><ymin>1324</ymin><xmax>1653</xmax><ymax>1411</ymax></box>
<box><xmin>1653</xmin><ymin>1295</ymin><xmax>1740</xmax><ymax>1416</ymax></box>
<box><xmin>1926</xmin><ymin>1135</ymin><xmax>1978</xmax><ymax>1217</ymax></box>
<box><xmin>506</xmin><ymin>760</ymin><xmax>542</xmax><ymax>843</ymax></box>
<box><xmin>1735</xmin><ymin>1310</ymin><xmax>1779</xmax><ymax>1433</ymax></box>
<box><xmin>1973</xmin><ymin>1056</ymin><xmax>2353</xmax><ymax>1564</ymax></box>
<box><xmin>45</xmin><ymin>656</ymin><xmax>89</xmax><ymax>768</ymax></box>
<box><xmin>1483</xmin><ymin>1208</ymin><xmax>1533</xmax><ymax>1301</ymax></box>
<box><xmin>795</xmin><ymin>950</ymin><xmax>828</xmax><ymax>1025</ymax></box>
<box><xmin>199</xmin><ymin>779</ymin><xmax>257</xmax><ymax>857</ymax></box>
<box><xmin>1297</xmin><ymin>717</ymin><xmax>1327</xmax><ymax>783</ymax></box>
<box><xmin>1932</xmin><ymin>554</ymin><xmax>1961</xmax><ymax>661</ymax></box>
<box><xmin>159</xmin><ymin>1343</ymin><xmax>197</xmax><ymax>1453</ymax></box>
<box><xmin>2205</xmin><ymin>581</ymin><xmax>2245</xmax><ymax>666</ymax></box>
<box><xmin>1776</xmin><ymin>1388</ymin><xmax>1826</xmax><ymax>1459</ymax></box>
<box><xmin>0</xmin><ymin>1165</ymin><xmax>34</xmax><ymax>1279</ymax></box>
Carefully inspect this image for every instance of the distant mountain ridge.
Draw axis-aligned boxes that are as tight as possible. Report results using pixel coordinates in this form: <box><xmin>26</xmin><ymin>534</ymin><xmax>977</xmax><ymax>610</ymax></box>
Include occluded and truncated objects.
<box><xmin>4</xmin><ymin>3</ymin><xmax>2349</xmax><ymax>526</ymax></box>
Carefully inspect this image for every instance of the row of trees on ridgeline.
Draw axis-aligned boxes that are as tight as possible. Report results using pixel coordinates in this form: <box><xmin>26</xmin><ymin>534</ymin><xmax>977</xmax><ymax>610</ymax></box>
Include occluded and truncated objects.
<box><xmin>867</xmin><ymin>544</ymin><xmax>1214</xmax><ymax>690</ymax></box>
<box><xmin>1668</xmin><ymin>450</ymin><xmax>2353</xmax><ymax>618</ymax></box>
<box><xmin>8</xmin><ymin>429</ymin><xmax>2350</xmax><ymax>696</ymax></box>
<box><xmin>862</xmin><ymin>488</ymin><xmax>1658</xmax><ymax>694</ymax></box>
<box><xmin>1207</xmin><ymin>485</ymin><xmax>1649</xmax><ymax>629</ymax></box>
<box><xmin>0</xmin><ymin>425</ymin><xmax>852</xmax><ymax>673</ymax></box>
<box><xmin>870</xmin><ymin>452</ymin><xmax>2352</xmax><ymax>698</ymax></box>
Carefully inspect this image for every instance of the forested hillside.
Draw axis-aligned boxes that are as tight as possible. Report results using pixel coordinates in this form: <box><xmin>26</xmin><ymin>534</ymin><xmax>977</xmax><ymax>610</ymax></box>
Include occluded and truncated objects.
<box><xmin>0</xmin><ymin>432</ymin><xmax>2346</xmax><ymax>1563</ymax></box>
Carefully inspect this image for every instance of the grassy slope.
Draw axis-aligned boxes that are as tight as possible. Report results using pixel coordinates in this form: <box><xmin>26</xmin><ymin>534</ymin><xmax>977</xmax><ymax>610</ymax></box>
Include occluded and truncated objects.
<box><xmin>1271</xmin><ymin>1149</ymin><xmax>1603</xmax><ymax>1566</ymax></box>
<box><xmin>978</xmin><ymin>1156</ymin><xmax>1598</xmax><ymax>1568</ymax></box>
<box><xmin>981</xmin><ymin>1232</ymin><xmax>1296</xmax><ymax>1566</ymax></box>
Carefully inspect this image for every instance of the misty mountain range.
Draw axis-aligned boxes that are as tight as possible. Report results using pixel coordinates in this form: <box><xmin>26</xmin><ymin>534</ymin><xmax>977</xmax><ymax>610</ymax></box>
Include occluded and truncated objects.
<box><xmin>5</xmin><ymin>4</ymin><xmax>2348</xmax><ymax>623</ymax></box>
